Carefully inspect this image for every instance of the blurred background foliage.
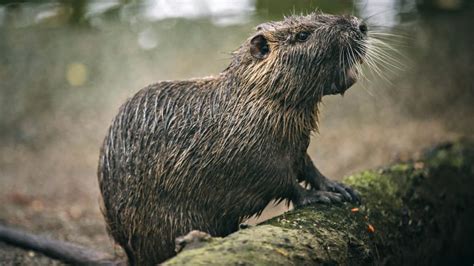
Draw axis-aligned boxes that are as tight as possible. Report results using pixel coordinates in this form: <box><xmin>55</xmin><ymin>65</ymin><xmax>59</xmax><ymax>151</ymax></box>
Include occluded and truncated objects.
<box><xmin>0</xmin><ymin>0</ymin><xmax>473</xmax><ymax>248</ymax></box>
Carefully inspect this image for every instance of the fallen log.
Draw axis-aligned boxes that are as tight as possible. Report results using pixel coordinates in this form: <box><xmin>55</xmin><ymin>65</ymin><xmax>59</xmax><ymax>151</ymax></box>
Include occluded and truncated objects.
<box><xmin>164</xmin><ymin>140</ymin><xmax>474</xmax><ymax>265</ymax></box>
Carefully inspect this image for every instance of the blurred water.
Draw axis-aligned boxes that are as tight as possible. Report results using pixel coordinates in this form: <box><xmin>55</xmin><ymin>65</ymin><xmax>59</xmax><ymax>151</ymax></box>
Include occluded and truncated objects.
<box><xmin>0</xmin><ymin>0</ymin><xmax>472</xmax><ymax>223</ymax></box>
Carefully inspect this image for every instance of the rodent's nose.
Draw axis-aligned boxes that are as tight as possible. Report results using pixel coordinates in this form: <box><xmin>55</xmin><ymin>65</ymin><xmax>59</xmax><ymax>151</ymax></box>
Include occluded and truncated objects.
<box><xmin>358</xmin><ymin>21</ymin><xmax>368</xmax><ymax>35</ymax></box>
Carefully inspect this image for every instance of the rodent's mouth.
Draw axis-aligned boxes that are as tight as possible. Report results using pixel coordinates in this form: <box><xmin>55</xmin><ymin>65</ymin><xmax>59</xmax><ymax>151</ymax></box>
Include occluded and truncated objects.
<box><xmin>324</xmin><ymin>65</ymin><xmax>359</xmax><ymax>96</ymax></box>
<box><xmin>323</xmin><ymin>33</ymin><xmax>367</xmax><ymax>96</ymax></box>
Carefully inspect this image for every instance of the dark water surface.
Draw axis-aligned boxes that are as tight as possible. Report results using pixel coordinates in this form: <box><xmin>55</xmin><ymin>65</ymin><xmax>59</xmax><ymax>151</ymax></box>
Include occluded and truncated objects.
<box><xmin>0</xmin><ymin>1</ymin><xmax>473</xmax><ymax>261</ymax></box>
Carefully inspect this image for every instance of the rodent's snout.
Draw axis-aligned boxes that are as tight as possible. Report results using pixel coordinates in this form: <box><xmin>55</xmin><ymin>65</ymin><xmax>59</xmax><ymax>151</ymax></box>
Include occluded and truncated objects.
<box><xmin>350</xmin><ymin>16</ymin><xmax>368</xmax><ymax>36</ymax></box>
<box><xmin>358</xmin><ymin>21</ymin><xmax>368</xmax><ymax>35</ymax></box>
<box><xmin>323</xmin><ymin>15</ymin><xmax>368</xmax><ymax>96</ymax></box>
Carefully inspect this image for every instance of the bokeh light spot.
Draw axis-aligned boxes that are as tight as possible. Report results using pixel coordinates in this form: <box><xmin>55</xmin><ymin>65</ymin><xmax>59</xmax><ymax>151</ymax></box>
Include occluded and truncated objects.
<box><xmin>66</xmin><ymin>62</ymin><xmax>88</xmax><ymax>87</ymax></box>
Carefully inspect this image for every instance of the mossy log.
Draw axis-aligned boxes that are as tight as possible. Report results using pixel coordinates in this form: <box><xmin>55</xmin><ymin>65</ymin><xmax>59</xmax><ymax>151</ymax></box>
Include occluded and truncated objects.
<box><xmin>164</xmin><ymin>140</ymin><xmax>474</xmax><ymax>265</ymax></box>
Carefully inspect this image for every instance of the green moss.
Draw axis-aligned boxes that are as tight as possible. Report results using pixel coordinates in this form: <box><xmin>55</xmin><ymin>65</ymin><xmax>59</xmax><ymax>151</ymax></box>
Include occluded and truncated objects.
<box><xmin>345</xmin><ymin>170</ymin><xmax>403</xmax><ymax>211</ymax></box>
<box><xmin>389</xmin><ymin>163</ymin><xmax>411</xmax><ymax>173</ymax></box>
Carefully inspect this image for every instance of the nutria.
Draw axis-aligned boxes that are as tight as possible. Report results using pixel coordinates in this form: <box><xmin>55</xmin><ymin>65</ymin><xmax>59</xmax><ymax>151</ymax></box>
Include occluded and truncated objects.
<box><xmin>97</xmin><ymin>12</ymin><xmax>367</xmax><ymax>265</ymax></box>
<box><xmin>0</xmin><ymin>11</ymin><xmax>367</xmax><ymax>265</ymax></box>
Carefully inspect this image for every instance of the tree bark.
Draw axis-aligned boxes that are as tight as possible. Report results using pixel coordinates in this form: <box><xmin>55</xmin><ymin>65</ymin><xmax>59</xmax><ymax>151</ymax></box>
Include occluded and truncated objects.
<box><xmin>164</xmin><ymin>140</ymin><xmax>474</xmax><ymax>265</ymax></box>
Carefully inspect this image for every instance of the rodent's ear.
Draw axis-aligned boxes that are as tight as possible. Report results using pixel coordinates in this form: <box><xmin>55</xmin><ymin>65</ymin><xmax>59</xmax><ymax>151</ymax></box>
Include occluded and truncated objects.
<box><xmin>250</xmin><ymin>34</ymin><xmax>270</xmax><ymax>60</ymax></box>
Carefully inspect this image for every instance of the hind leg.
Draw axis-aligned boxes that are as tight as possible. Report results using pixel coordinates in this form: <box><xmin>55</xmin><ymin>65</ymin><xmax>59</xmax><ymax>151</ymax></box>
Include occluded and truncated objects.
<box><xmin>123</xmin><ymin>232</ymin><xmax>176</xmax><ymax>266</ymax></box>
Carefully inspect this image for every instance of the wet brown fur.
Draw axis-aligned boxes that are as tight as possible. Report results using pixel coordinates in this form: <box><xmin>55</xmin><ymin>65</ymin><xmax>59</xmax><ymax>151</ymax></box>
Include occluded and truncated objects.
<box><xmin>98</xmin><ymin>12</ymin><xmax>366</xmax><ymax>265</ymax></box>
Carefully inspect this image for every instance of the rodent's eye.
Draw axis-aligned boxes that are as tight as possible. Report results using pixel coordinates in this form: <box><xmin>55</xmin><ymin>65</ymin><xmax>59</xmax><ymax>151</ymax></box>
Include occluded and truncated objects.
<box><xmin>295</xmin><ymin>31</ymin><xmax>310</xmax><ymax>42</ymax></box>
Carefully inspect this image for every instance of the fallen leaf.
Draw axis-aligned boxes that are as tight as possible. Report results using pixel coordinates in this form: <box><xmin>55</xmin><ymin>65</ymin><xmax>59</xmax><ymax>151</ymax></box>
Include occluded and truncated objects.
<box><xmin>367</xmin><ymin>224</ymin><xmax>375</xmax><ymax>233</ymax></box>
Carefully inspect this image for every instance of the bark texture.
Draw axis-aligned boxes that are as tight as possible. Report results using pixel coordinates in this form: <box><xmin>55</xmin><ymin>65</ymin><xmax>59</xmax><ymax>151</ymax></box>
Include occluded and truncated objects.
<box><xmin>164</xmin><ymin>140</ymin><xmax>474</xmax><ymax>265</ymax></box>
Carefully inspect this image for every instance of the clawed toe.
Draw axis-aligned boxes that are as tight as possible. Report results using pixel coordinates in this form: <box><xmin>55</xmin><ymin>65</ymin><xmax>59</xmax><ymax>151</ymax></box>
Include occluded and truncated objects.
<box><xmin>327</xmin><ymin>181</ymin><xmax>361</xmax><ymax>204</ymax></box>
<box><xmin>296</xmin><ymin>190</ymin><xmax>345</xmax><ymax>207</ymax></box>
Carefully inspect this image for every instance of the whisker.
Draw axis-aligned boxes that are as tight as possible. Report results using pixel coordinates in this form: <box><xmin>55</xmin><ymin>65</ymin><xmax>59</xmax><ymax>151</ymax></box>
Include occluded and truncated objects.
<box><xmin>363</xmin><ymin>46</ymin><xmax>394</xmax><ymax>84</ymax></box>
<box><xmin>369</xmin><ymin>32</ymin><xmax>409</xmax><ymax>38</ymax></box>
<box><xmin>368</xmin><ymin>48</ymin><xmax>404</xmax><ymax>71</ymax></box>
<box><xmin>369</xmin><ymin>38</ymin><xmax>406</xmax><ymax>57</ymax></box>
<box><xmin>360</xmin><ymin>10</ymin><xmax>394</xmax><ymax>24</ymax></box>
<box><xmin>367</xmin><ymin>46</ymin><xmax>402</xmax><ymax>65</ymax></box>
<box><xmin>342</xmin><ymin>47</ymin><xmax>347</xmax><ymax>86</ymax></box>
<box><xmin>367</xmin><ymin>40</ymin><xmax>405</xmax><ymax>66</ymax></box>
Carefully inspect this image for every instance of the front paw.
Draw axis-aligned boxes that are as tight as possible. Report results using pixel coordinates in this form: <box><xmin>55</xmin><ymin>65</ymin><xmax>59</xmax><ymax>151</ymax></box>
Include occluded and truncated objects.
<box><xmin>323</xmin><ymin>180</ymin><xmax>360</xmax><ymax>203</ymax></box>
<box><xmin>295</xmin><ymin>190</ymin><xmax>346</xmax><ymax>207</ymax></box>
